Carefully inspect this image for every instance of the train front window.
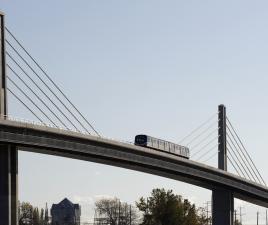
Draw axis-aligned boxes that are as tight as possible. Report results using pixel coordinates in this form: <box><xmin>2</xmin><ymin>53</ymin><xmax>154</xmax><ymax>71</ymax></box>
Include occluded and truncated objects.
<box><xmin>135</xmin><ymin>136</ymin><xmax>147</xmax><ymax>144</ymax></box>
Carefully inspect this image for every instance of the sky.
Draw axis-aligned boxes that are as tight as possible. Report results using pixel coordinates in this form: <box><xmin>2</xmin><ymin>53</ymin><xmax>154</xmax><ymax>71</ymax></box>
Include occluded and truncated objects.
<box><xmin>2</xmin><ymin>0</ymin><xmax>268</xmax><ymax>223</ymax></box>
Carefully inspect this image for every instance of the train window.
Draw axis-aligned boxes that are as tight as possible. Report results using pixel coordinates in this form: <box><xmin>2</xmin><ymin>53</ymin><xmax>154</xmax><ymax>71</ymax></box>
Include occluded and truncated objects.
<box><xmin>164</xmin><ymin>142</ymin><xmax>168</xmax><ymax>151</ymax></box>
<box><xmin>170</xmin><ymin>143</ymin><xmax>175</xmax><ymax>152</ymax></box>
<box><xmin>135</xmin><ymin>136</ymin><xmax>146</xmax><ymax>144</ymax></box>
<box><xmin>147</xmin><ymin>137</ymin><xmax>151</xmax><ymax>142</ymax></box>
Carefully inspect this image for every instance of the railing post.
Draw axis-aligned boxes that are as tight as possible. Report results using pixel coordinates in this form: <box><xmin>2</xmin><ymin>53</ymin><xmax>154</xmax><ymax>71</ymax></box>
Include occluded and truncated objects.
<box><xmin>212</xmin><ymin>104</ymin><xmax>233</xmax><ymax>225</ymax></box>
<box><xmin>0</xmin><ymin>12</ymin><xmax>18</xmax><ymax>225</ymax></box>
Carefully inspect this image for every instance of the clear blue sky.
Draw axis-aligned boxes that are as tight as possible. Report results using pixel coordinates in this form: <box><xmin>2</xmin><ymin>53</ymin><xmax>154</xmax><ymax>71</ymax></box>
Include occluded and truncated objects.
<box><xmin>2</xmin><ymin>0</ymin><xmax>268</xmax><ymax>223</ymax></box>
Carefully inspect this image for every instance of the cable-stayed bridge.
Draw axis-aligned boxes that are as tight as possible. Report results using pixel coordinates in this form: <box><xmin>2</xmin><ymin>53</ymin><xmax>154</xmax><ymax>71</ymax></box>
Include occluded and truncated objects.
<box><xmin>0</xmin><ymin>12</ymin><xmax>267</xmax><ymax>225</ymax></box>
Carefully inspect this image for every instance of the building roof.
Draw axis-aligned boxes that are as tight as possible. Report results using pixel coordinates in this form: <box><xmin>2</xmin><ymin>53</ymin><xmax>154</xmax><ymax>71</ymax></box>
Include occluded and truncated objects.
<box><xmin>51</xmin><ymin>198</ymin><xmax>80</xmax><ymax>210</ymax></box>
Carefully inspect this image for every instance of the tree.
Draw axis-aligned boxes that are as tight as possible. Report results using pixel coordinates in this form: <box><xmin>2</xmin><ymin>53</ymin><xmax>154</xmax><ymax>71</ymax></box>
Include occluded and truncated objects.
<box><xmin>136</xmin><ymin>188</ymin><xmax>210</xmax><ymax>225</ymax></box>
<box><xmin>19</xmin><ymin>202</ymin><xmax>33</xmax><ymax>225</ymax></box>
<box><xmin>18</xmin><ymin>202</ymin><xmax>47</xmax><ymax>225</ymax></box>
<box><xmin>234</xmin><ymin>219</ymin><xmax>242</xmax><ymax>225</ymax></box>
<box><xmin>44</xmin><ymin>203</ymin><xmax>49</xmax><ymax>225</ymax></box>
<box><xmin>33</xmin><ymin>207</ymin><xmax>40</xmax><ymax>225</ymax></box>
<box><xmin>94</xmin><ymin>197</ymin><xmax>139</xmax><ymax>225</ymax></box>
<box><xmin>40</xmin><ymin>208</ymin><xmax>44</xmax><ymax>225</ymax></box>
<box><xmin>196</xmin><ymin>207</ymin><xmax>211</xmax><ymax>225</ymax></box>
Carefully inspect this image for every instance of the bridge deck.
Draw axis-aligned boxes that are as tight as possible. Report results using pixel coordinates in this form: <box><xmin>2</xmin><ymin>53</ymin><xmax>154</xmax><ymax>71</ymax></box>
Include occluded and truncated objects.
<box><xmin>0</xmin><ymin>119</ymin><xmax>267</xmax><ymax>207</ymax></box>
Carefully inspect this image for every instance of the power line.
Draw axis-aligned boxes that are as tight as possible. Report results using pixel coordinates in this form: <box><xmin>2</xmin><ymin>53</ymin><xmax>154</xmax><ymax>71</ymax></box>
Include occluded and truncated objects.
<box><xmin>7</xmin><ymin>64</ymin><xmax>69</xmax><ymax>130</ymax></box>
<box><xmin>5</xmin><ymin>28</ymin><xmax>100</xmax><ymax>136</ymax></box>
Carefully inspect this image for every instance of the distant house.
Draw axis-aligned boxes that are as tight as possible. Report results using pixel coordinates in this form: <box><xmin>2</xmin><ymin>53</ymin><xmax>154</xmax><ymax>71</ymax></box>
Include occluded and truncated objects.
<box><xmin>51</xmin><ymin>198</ymin><xmax>81</xmax><ymax>225</ymax></box>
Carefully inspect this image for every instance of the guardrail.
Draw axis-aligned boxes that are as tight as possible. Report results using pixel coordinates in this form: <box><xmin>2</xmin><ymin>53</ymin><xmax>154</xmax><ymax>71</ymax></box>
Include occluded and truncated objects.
<box><xmin>0</xmin><ymin>114</ymin><xmax>134</xmax><ymax>145</ymax></box>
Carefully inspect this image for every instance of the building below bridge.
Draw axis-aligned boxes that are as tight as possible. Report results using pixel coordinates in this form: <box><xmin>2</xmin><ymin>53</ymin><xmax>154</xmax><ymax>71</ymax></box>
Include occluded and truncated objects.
<box><xmin>51</xmin><ymin>198</ymin><xmax>81</xmax><ymax>225</ymax></box>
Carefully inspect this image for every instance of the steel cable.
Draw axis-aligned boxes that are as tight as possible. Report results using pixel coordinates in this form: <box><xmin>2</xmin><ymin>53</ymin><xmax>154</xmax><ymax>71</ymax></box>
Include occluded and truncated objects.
<box><xmin>178</xmin><ymin>113</ymin><xmax>217</xmax><ymax>144</ymax></box>
<box><xmin>190</xmin><ymin>129</ymin><xmax>218</xmax><ymax>150</ymax></box>
<box><xmin>227</xmin><ymin>117</ymin><xmax>266</xmax><ymax>186</ymax></box>
<box><xmin>6</xmin><ymin>51</ymin><xmax>81</xmax><ymax>132</ymax></box>
<box><xmin>5</xmin><ymin>29</ymin><xmax>100</xmax><ymax>136</ymax></box>
<box><xmin>227</xmin><ymin>140</ymin><xmax>253</xmax><ymax>182</ymax></box>
<box><xmin>7</xmin><ymin>88</ymin><xmax>44</xmax><ymax>123</ymax></box>
<box><xmin>227</xmin><ymin>147</ymin><xmax>246</xmax><ymax>178</ymax></box>
<box><xmin>7</xmin><ymin>64</ymin><xmax>69</xmax><ymax>130</ymax></box>
<box><xmin>227</xmin><ymin>155</ymin><xmax>241</xmax><ymax>177</ymax></box>
<box><xmin>227</xmin><ymin>130</ymin><xmax>260</xmax><ymax>184</ymax></box>
<box><xmin>191</xmin><ymin>136</ymin><xmax>218</xmax><ymax>157</ymax></box>
<box><xmin>185</xmin><ymin>123</ymin><xmax>217</xmax><ymax>147</ymax></box>
<box><xmin>7</xmin><ymin>77</ymin><xmax>58</xmax><ymax>127</ymax></box>
<box><xmin>195</xmin><ymin>143</ymin><xmax>218</xmax><ymax>161</ymax></box>
<box><xmin>202</xmin><ymin>152</ymin><xmax>217</xmax><ymax>163</ymax></box>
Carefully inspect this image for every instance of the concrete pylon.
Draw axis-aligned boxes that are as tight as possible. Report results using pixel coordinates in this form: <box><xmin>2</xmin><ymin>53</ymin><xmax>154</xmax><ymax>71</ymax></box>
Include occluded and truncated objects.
<box><xmin>212</xmin><ymin>105</ymin><xmax>234</xmax><ymax>225</ymax></box>
<box><xmin>0</xmin><ymin>12</ymin><xmax>18</xmax><ymax>225</ymax></box>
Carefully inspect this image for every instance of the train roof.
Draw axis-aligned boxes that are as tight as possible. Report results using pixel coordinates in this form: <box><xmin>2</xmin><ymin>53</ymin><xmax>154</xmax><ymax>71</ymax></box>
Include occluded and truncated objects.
<box><xmin>136</xmin><ymin>134</ymin><xmax>189</xmax><ymax>150</ymax></box>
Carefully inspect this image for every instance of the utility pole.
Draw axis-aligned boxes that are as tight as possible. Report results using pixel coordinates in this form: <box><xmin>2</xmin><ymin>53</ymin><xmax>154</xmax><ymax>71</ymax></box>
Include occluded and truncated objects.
<box><xmin>204</xmin><ymin>201</ymin><xmax>211</xmax><ymax>225</ymax></box>
<box><xmin>238</xmin><ymin>206</ymin><xmax>245</xmax><ymax>225</ymax></box>
<box><xmin>234</xmin><ymin>210</ymin><xmax>237</xmax><ymax>224</ymax></box>
<box><xmin>129</xmin><ymin>205</ymin><xmax>132</xmax><ymax>225</ymax></box>
<box><xmin>207</xmin><ymin>202</ymin><xmax>209</xmax><ymax>224</ymax></box>
<box><xmin>118</xmin><ymin>200</ymin><xmax>121</xmax><ymax>225</ymax></box>
<box><xmin>265</xmin><ymin>209</ymin><xmax>268</xmax><ymax>225</ymax></box>
<box><xmin>257</xmin><ymin>211</ymin><xmax>259</xmax><ymax>225</ymax></box>
<box><xmin>240</xmin><ymin>207</ymin><xmax>242</xmax><ymax>224</ymax></box>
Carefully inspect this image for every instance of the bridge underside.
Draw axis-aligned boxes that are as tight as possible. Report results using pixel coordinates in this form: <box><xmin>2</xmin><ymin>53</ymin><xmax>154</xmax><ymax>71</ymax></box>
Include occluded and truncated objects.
<box><xmin>0</xmin><ymin>120</ymin><xmax>268</xmax><ymax>225</ymax></box>
<box><xmin>19</xmin><ymin>145</ymin><xmax>268</xmax><ymax>208</ymax></box>
<box><xmin>0</xmin><ymin>120</ymin><xmax>266</xmax><ymax>206</ymax></box>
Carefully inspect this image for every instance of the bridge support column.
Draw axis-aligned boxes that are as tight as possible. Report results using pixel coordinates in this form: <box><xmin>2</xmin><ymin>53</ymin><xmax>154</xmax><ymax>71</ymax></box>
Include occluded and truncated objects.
<box><xmin>0</xmin><ymin>145</ymin><xmax>18</xmax><ymax>225</ymax></box>
<box><xmin>0</xmin><ymin>11</ymin><xmax>18</xmax><ymax>225</ymax></box>
<box><xmin>213</xmin><ymin>105</ymin><xmax>234</xmax><ymax>225</ymax></box>
<box><xmin>212</xmin><ymin>189</ymin><xmax>234</xmax><ymax>225</ymax></box>
<box><xmin>218</xmin><ymin>104</ymin><xmax>227</xmax><ymax>170</ymax></box>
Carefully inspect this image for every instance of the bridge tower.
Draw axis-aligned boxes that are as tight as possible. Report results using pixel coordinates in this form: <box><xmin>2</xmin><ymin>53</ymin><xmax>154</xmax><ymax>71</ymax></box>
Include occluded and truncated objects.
<box><xmin>212</xmin><ymin>104</ymin><xmax>234</xmax><ymax>225</ymax></box>
<box><xmin>0</xmin><ymin>12</ymin><xmax>18</xmax><ymax>225</ymax></box>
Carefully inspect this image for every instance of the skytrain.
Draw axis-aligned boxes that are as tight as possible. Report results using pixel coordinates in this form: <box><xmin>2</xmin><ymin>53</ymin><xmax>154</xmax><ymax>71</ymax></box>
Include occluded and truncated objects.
<box><xmin>134</xmin><ymin>134</ymin><xmax>190</xmax><ymax>159</ymax></box>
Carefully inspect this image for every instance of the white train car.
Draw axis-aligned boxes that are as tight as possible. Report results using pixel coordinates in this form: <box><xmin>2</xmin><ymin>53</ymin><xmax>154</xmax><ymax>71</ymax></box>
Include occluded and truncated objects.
<box><xmin>135</xmin><ymin>134</ymin><xmax>190</xmax><ymax>159</ymax></box>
